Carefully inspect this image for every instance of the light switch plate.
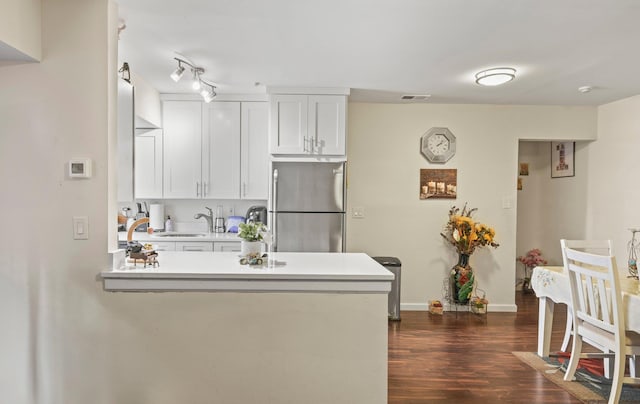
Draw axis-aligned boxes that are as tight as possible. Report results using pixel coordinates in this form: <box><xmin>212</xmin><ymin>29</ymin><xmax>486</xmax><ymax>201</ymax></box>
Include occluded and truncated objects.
<box><xmin>73</xmin><ymin>216</ymin><xmax>89</xmax><ymax>239</ymax></box>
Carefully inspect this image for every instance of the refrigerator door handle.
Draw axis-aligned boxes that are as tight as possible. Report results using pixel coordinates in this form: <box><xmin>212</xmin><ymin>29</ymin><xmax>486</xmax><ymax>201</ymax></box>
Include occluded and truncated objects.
<box><xmin>272</xmin><ymin>169</ymin><xmax>278</xmax><ymax>251</ymax></box>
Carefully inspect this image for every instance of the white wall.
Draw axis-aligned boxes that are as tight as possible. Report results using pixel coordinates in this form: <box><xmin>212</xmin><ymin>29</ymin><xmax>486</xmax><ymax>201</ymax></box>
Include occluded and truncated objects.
<box><xmin>586</xmin><ymin>95</ymin><xmax>640</xmax><ymax>263</ymax></box>
<box><xmin>515</xmin><ymin>141</ymin><xmax>590</xmax><ymax>284</ymax></box>
<box><xmin>346</xmin><ymin>103</ymin><xmax>597</xmax><ymax>311</ymax></box>
<box><xmin>0</xmin><ymin>0</ymin><xmax>41</xmax><ymax>62</ymax></box>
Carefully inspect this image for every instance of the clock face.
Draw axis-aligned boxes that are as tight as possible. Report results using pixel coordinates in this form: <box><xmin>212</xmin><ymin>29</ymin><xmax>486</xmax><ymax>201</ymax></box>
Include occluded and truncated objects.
<box><xmin>420</xmin><ymin>127</ymin><xmax>456</xmax><ymax>163</ymax></box>
<box><xmin>427</xmin><ymin>133</ymin><xmax>450</xmax><ymax>155</ymax></box>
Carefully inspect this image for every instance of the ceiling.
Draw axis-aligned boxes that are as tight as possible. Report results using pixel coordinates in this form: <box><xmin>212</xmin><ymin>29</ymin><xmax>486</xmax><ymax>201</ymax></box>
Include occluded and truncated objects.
<box><xmin>116</xmin><ymin>0</ymin><xmax>640</xmax><ymax>105</ymax></box>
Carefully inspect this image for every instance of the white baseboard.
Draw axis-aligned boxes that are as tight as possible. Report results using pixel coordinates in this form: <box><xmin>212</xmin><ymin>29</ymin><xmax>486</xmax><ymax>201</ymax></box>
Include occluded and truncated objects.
<box><xmin>400</xmin><ymin>302</ymin><xmax>517</xmax><ymax>313</ymax></box>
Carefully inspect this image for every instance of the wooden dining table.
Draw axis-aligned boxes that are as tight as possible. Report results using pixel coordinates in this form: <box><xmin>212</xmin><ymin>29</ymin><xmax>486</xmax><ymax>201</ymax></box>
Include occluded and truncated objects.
<box><xmin>531</xmin><ymin>265</ymin><xmax>640</xmax><ymax>357</ymax></box>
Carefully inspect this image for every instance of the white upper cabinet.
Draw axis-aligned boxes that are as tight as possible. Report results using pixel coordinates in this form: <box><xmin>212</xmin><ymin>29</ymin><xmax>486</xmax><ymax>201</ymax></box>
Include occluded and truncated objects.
<box><xmin>162</xmin><ymin>101</ymin><xmax>202</xmax><ymax>198</ymax></box>
<box><xmin>132</xmin><ymin>73</ymin><xmax>162</xmax><ymax>129</ymax></box>
<box><xmin>203</xmin><ymin>102</ymin><xmax>241</xmax><ymax>199</ymax></box>
<box><xmin>134</xmin><ymin>129</ymin><xmax>163</xmax><ymax>199</ymax></box>
<box><xmin>241</xmin><ymin>102</ymin><xmax>269</xmax><ymax>199</ymax></box>
<box><xmin>160</xmin><ymin>99</ymin><xmax>268</xmax><ymax>200</ymax></box>
<box><xmin>269</xmin><ymin>93</ymin><xmax>346</xmax><ymax>156</ymax></box>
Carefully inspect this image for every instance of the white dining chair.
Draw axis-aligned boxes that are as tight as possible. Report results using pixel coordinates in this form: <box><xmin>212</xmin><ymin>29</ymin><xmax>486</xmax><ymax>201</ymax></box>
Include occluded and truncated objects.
<box><xmin>560</xmin><ymin>240</ymin><xmax>615</xmax><ymax>378</ymax></box>
<box><xmin>562</xmin><ymin>245</ymin><xmax>640</xmax><ymax>404</ymax></box>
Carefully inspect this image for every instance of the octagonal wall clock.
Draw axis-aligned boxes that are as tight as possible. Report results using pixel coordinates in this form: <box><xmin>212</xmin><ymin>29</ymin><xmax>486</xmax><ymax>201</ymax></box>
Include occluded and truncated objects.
<box><xmin>420</xmin><ymin>127</ymin><xmax>456</xmax><ymax>163</ymax></box>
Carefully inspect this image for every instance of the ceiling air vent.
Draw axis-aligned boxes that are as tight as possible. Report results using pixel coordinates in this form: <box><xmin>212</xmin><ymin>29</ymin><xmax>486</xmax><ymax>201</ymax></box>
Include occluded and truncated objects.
<box><xmin>401</xmin><ymin>94</ymin><xmax>431</xmax><ymax>101</ymax></box>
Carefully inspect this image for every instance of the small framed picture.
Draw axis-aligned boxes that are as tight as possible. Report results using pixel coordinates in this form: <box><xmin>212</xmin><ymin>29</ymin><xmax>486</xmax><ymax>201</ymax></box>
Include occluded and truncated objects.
<box><xmin>517</xmin><ymin>177</ymin><xmax>523</xmax><ymax>191</ymax></box>
<box><xmin>551</xmin><ymin>142</ymin><xmax>575</xmax><ymax>178</ymax></box>
<box><xmin>519</xmin><ymin>163</ymin><xmax>529</xmax><ymax>176</ymax></box>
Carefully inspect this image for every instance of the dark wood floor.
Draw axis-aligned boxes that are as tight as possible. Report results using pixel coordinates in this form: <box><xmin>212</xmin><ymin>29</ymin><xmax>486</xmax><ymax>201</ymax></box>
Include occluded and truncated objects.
<box><xmin>388</xmin><ymin>291</ymin><xmax>580</xmax><ymax>403</ymax></box>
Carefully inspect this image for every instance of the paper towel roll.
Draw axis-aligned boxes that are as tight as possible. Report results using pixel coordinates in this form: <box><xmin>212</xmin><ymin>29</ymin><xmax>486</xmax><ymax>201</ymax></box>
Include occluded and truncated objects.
<box><xmin>149</xmin><ymin>204</ymin><xmax>165</xmax><ymax>230</ymax></box>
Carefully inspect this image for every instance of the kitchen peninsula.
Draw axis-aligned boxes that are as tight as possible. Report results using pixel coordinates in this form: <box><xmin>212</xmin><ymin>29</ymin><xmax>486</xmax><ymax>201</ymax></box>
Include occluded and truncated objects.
<box><xmin>101</xmin><ymin>252</ymin><xmax>393</xmax><ymax>404</ymax></box>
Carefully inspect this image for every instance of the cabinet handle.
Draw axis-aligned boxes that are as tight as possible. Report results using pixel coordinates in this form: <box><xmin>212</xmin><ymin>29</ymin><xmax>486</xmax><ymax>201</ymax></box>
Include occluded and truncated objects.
<box><xmin>196</xmin><ymin>181</ymin><xmax>200</xmax><ymax>197</ymax></box>
<box><xmin>243</xmin><ymin>182</ymin><xmax>246</xmax><ymax>197</ymax></box>
<box><xmin>303</xmin><ymin>137</ymin><xmax>308</xmax><ymax>152</ymax></box>
<box><xmin>204</xmin><ymin>182</ymin><xmax>208</xmax><ymax>197</ymax></box>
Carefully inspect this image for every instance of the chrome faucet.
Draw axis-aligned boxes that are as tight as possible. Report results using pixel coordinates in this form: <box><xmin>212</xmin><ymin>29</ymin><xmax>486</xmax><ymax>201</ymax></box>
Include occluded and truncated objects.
<box><xmin>194</xmin><ymin>207</ymin><xmax>214</xmax><ymax>233</ymax></box>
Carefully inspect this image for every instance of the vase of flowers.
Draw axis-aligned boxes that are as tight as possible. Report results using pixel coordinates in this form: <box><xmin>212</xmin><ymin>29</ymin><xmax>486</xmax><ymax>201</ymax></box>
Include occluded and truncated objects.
<box><xmin>517</xmin><ymin>249</ymin><xmax>547</xmax><ymax>292</ymax></box>
<box><xmin>238</xmin><ymin>222</ymin><xmax>267</xmax><ymax>256</ymax></box>
<box><xmin>440</xmin><ymin>204</ymin><xmax>499</xmax><ymax>304</ymax></box>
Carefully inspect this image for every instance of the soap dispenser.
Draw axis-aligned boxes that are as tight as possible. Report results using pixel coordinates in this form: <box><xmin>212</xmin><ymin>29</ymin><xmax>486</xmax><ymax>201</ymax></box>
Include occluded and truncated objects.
<box><xmin>165</xmin><ymin>215</ymin><xmax>174</xmax><ymax>232</ymax></box>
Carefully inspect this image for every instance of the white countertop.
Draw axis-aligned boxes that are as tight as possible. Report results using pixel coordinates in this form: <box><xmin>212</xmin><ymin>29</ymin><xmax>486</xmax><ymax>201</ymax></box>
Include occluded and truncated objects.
<box><xmin>101</xmin><ymin>252</ymin><xmax>394</xmax><ymax>293</ymax></box>
<box><xmin>119</xmin><ymin>231</ymin><xmax>241</xmax><ymax>242</ymax></box>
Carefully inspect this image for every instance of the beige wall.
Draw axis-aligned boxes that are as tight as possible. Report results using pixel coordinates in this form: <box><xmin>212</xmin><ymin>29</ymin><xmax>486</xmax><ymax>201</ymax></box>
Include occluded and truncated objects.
<box><xmin>346</xmin><ymin>103</ymin><xmax>597</xmax><ymax>311</ymax></box>
<box><xmin>0</xmin><ymin>0</ymin><xmax>41</xmax><ymax>62</ymax></box>
<box><xmin>587</xmin><ymin>95</ymin><xmax>640</xmax><ymax>260</ymax></box>
<box><xmin>0</xmin><ymin>0</ymin><xmax>111</xmax><ymax>401</ymax></box>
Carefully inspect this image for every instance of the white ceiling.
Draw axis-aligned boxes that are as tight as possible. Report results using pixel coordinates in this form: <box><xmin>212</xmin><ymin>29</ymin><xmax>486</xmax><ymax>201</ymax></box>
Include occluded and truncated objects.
<box><xmin>116</xmin><ymin>0</ymin><xmax>640</xmax><ymax>105</ymax></box>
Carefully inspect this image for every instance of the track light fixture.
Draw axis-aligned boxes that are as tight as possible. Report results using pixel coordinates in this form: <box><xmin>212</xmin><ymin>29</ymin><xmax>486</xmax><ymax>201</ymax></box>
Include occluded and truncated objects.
<box><xmin>170</xmin><ymin>57</ymin><xmax>216</xmax><ymax>102</ymax></box>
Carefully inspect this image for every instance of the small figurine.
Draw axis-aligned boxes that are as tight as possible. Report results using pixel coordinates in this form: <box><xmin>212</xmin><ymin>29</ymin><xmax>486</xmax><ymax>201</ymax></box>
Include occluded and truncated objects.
<box><xmin>239</xmin><ymin>253</ymin><xmax>268</xmax><ymax>266</ymax></box>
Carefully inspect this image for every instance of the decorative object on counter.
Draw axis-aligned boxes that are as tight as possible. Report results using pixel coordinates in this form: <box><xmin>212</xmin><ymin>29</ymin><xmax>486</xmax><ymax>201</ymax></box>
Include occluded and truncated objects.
<box><xmin>627</xmin><ymin>228</ymin><xmax>640</xmax><ymax>279</ymax></box>
<box><xmin>440</xmin><ymin>203</ymin><xmax>499</xmax><ymax>304</ymax></box>
<box><xmin>165</xmin><ymin>215</ymin><xmax>174</xmax><ymax>232</ymax></box>
<box><xmin>126</xmin><ymin>241</ymin><xmax>159</xmax><ymax>268</ymax></box>
<box><xmin>517</xmin><ymin>248</ymin><xmax>547</xmax><ymax>292</ymax></box>
<box><xmin>419</xmin><ymin>169</ymin><xmax>457</xmax><ymax>199</ymax></box>
<box><xmin>239</xmin><ymin>252</ymin><xmax>268</xmax><ymax>266</ymax></box>
<box><xmin>238</xmin><ymin>222</ymin><xmax>267</xmax><ymax>256</ymax></box>
<box><xmin>551</xmin><ymin>141</ymin><xmax>575</xmax><ymax>178</ymax></box>
<box><xmin>127</xmin><ymin>217</ymin><xmax>150</xmax><ymax>242</ymax></box>
<box><xmin>429</xmin><ymin>300</ymin><xmax>443</xmax><ymax>315</ymax></box>
<box><xmin>226</xmin><ymin>216</ymin><xmax>246</xmax><ymax>233</ymax></box>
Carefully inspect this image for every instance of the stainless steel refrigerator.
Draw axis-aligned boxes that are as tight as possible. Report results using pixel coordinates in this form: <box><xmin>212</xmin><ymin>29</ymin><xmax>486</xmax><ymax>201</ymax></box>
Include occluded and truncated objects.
<box><xmin>270</xmin><ymin>161</ymin><xmax>345</xmax><ymax>252</ymax></box>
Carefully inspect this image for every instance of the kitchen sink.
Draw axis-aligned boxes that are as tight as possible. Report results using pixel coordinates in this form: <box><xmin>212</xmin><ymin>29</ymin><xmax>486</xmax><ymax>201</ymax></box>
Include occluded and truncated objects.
<box><xmin>153</xmin><ymin>233</ymin><xmax>207</xmax><ymax>238</ymax></box>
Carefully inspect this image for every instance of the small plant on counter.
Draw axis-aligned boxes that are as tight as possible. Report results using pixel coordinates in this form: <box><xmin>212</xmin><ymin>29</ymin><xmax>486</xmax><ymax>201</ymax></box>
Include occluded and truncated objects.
<box><xmin>238</xmin><ymin>222</ymin><xmax>267</xmax><ymax>242</ymax></box>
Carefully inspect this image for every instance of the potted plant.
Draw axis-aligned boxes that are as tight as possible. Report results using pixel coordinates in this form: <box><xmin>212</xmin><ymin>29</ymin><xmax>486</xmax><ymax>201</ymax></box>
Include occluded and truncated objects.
<box><xmin>238</xmin><ymin>222</ymin><xmax>267</xmax><ymax>256</ymax></box>
<box><xmin>517</xmin><ymin>248</ymin><xmax>547</xmax><ymax>292</ymax></box>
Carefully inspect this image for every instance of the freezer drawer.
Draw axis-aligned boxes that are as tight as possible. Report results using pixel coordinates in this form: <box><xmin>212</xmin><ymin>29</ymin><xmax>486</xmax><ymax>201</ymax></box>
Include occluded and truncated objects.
<box><xmin>275</xmin><ymin>212</ymin><xmax>344</xmax><ymax>252</ymax></box>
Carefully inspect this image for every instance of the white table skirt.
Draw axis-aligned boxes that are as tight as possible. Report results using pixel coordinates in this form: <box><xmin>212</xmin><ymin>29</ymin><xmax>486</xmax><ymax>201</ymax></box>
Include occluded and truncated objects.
<box><xmin>531</xmin><ymin>265</ymin><xmax>640</xmax><ymax>356</ymax></box>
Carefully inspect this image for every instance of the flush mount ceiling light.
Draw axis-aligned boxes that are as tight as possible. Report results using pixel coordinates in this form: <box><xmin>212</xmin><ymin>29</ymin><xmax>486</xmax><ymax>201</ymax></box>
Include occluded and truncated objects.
<box><xmin>475</xmin><ymin>67</ymin><xmax>516</xmax><ymax>86</ymax></box>
<box><xmin>170</xmin><ymin>57</ymin><xmax>216</xmax><ymax>102</ymax></box>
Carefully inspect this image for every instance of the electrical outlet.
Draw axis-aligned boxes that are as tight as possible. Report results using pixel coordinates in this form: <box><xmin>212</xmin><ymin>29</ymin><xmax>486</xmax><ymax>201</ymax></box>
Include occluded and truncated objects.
<box><xmin>352</xmin><ymin>207</ymin><xmax>365</xmax><ymax>218</ymax></box>
<box><xmin>227</xmin><ymin>207</ymin><xmax>234</xmax><ymax>217</ymax></box>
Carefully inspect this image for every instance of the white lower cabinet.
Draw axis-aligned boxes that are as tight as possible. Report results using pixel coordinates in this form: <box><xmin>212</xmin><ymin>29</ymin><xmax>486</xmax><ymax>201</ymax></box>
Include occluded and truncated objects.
<box><xmin>176</xmin><ymin>242</ymin><xmax>214</xmax><ymax>252</ymax></box>
<box><xmin>214</xmin><ymin>242</ymin><xmax>241</xmax><ymax>252</ymax></box>
<box><xmin>152</xmin><ymin>241</ymin><xmax>176</xmax><ymax>251</ymax></box>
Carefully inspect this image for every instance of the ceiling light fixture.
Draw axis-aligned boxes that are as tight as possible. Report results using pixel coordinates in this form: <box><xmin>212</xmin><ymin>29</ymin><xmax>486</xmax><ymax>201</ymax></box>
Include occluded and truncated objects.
<box><xmin>170</xmin><ymin>57</ymin><xmax>216</xmax><ymax>102</ymax></box>
<box><xmin>475</xmin><ymin>67</ymin><xmax>516</xmax><ymax>86</ymax></box>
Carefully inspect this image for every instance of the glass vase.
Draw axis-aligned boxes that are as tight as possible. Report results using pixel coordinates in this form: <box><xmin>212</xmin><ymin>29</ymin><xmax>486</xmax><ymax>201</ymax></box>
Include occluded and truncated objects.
<box><xmin>451</xmin><ymin>253</ymin><xmax>474</xmax><ymax>304</ymax></box>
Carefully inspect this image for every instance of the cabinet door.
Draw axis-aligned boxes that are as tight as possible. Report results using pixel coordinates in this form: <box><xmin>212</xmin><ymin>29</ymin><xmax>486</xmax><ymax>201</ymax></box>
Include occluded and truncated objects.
<box><xmin>214</xmin><ymin>242</ymin><xmax>241</xmax><ymax>252</ymax></box>
<box><xmin>269</xmin><ymin>94</ymin><xmax>308</xmax><ymax>154</ymax></box>
<box><xmin>176</xmin><ymin>242</ymin><xmax>214</xmax><ymax>252</ymax></box>
<box><xmin>117</xmin><ymin>79</ymin><xmax>134</xmax><ymax>202</ymax></box>
<box><xmin>241</xmin><ymin>102</ymin><xmax>268</xmax><ymax>199</ymax></box>
<box><xmin>163</xmin><ymin>101</ymin><xmax>202</xmax><ymax>198</ymax></box>
<box><xmin>134</xmin><ymin>129</ymin><xmax>163</xmax><ymax>199</ymax></box>
<box><xmin>203</xmin><ymin>102</ymin><xmax>241</xmax><ymax>199</ymax></box>
<box><xmin>152</xmin><ymin>242</ymin><xmax>175</xmax><ymax>251</ymax></box>
<box><xmin>308</xmin><ymin>95</ymin><xmax>346</xmax><ymax>155</ymax></box>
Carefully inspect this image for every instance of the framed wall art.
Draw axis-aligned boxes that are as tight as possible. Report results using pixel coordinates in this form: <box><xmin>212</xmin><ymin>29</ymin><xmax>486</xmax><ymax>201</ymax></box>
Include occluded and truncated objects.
<box><xmin>420</xmin><ymin>169</ymin><xmax>457</xmax><ymax>199</ymax></box>
<box><xmin>551</xmin><ymin>141</ymin><xmax>575</xmax><ymax>178</ymax></box>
